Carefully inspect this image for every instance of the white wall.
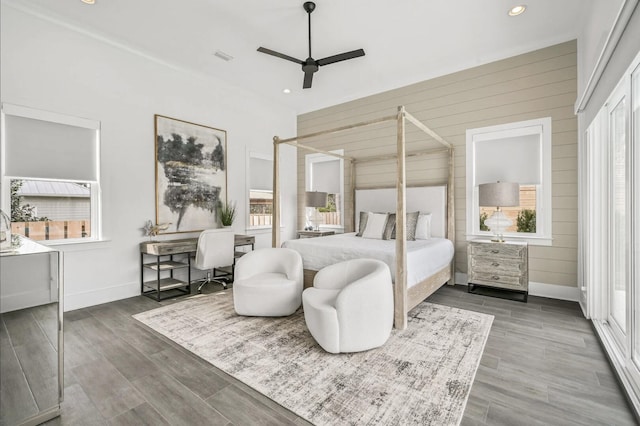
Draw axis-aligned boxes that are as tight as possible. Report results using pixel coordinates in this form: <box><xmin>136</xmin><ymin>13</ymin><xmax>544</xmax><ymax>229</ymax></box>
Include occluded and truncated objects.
<box><xmin>0</xmin><ymin>5</ymin><xmax>298</xmax><ymax>310</ymax></box>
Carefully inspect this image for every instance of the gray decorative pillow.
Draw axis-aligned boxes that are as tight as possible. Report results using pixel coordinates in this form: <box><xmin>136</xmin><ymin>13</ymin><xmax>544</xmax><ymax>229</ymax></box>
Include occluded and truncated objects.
<box><xmin>355</xmin><ymin>211</ymin><xmax>369</xmax><ymax>236</ymax></box>
<box><xmin>391</xmin><ymin>211</ymin><xmax>419</xmax><ymax>241</ymax></box>
<box><xmin>383</xmin><ymin>213</ymin><xmax>395</xmax><ymax>240</ymax></box>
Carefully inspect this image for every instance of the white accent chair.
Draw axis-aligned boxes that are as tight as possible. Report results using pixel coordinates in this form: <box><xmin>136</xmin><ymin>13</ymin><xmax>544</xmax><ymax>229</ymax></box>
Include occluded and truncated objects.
<box><xmin>233</xmin><ymin>248</ymin><xmax>304</xmax><ymax>317</ymax></box>
<box><xmin>192</xmin><ymin>228</ymin><xmax>235</xmax><ymax>293</ymax></box>
<box><xmin>302</xmin><ymin>259</ymin><xmax>393</xmax><ymax>354</ymax></box>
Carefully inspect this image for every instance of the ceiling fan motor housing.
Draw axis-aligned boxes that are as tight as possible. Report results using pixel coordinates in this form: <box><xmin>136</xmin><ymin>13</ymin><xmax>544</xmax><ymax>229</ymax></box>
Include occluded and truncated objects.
<box><xmin>303</xmin><ymin>59</ymin><xmax>319</xmax><ymax>73</ymax></box>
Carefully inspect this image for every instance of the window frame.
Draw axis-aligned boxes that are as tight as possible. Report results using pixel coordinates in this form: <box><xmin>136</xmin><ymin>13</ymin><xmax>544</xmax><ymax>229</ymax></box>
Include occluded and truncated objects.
<box><xmin>305</xmin><ymin>150</ymin><xmax>344</xmax><ymax>231</ymax></box>
<box><xmin>0</xmin><ymin>104</ymin><xmax>102</xmax><ymax>244</ymax></box>
<box><xmin>246</xmin><ymin>150</ymin><xmax>275</xmax><ymax>231</ymax></box>
<box><xmin>465</xmin><ymin>117</ymin><xmax>552</xmax><ymax>245</ymax></box>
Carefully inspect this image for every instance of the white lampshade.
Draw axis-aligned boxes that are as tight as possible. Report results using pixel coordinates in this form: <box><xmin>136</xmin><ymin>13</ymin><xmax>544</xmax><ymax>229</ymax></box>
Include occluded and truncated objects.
<box><xmin>478</xmin><ymin>182</ymin><xmax>520</xmax><ymax>207</ymax></box>
<box><xmin>305</xmin><ymin>191</ymin><xmax>327</xmax><ymax>208</ymax></box>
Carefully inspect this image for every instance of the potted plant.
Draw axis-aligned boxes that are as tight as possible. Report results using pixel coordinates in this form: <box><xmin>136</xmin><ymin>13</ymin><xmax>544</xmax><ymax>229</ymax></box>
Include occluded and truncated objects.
<box><xmin>218</xmin><ymin>200</ymin><xmax>236</xmax><ymax>227</ymax></box>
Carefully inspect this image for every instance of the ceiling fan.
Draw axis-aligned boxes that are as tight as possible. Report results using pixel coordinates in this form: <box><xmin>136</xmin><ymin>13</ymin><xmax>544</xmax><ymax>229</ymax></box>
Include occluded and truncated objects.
<box><xmin>257</xmin><ymin>1</ymin><xmax>365</xmax><ymax>89</ymax></box>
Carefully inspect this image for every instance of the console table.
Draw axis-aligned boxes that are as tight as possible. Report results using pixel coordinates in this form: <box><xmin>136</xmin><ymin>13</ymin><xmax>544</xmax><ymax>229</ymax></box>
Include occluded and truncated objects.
<box><xmin>1</xmin><ymin>235</ymin><xmax>64</xmax><ymax>426</ymax></box>
<box><xmin>139</xmin><ymin>234</ymin><xmax>255</xmax><ymax>301</ymax></box>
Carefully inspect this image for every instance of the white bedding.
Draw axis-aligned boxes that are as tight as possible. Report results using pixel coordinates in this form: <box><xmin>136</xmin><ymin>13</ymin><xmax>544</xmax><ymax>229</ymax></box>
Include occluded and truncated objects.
<box><xmin>282</xmin><ymin>233</ymin><xmax>454</xmax><ymax>288</ymax></box>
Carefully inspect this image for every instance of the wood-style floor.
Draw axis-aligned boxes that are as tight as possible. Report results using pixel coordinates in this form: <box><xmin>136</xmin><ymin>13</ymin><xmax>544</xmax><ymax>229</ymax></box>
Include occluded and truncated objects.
<box><xmin>21</xmin><ymin>284</ymin><xmax>635</xmax><ymax>425</ymax></box>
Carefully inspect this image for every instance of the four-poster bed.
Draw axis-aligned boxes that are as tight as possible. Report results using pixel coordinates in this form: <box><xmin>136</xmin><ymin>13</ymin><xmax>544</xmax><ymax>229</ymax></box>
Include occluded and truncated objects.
<box><xmin>272</xmin><ymin>106</ymin><xmax>455</xmax><ymax>330</ymax></box>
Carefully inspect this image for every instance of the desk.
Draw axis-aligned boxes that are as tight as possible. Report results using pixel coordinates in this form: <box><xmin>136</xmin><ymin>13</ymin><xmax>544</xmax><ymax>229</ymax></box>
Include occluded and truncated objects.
<box><xmin>139</xmin><ymin>234</ymin><xmax>255</xmax><ymax>301</ymax></box>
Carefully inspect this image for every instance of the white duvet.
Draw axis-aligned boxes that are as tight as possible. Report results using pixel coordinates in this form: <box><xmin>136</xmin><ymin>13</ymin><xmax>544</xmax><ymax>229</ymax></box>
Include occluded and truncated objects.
<box><xmin>282</xmin><ymin>232</ymin><xmax>454</xmax><ymax>288</ymax></box>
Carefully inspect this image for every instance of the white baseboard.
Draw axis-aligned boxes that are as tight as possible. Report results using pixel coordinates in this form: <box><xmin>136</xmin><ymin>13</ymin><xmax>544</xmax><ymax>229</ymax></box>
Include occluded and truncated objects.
<box><xmin>64</xmin><ymin>280</ymin><xmax>140</xmax><ymax>311</ymax></box>
<box><xmin>528</xmin><ymin>281</ymin><xmax>579</xmax><ymax>301</ymax></box>
<box><xmin>455</xmin><ymin>273</ymin><xmax>579</xmax><ymax>301</ymax></box>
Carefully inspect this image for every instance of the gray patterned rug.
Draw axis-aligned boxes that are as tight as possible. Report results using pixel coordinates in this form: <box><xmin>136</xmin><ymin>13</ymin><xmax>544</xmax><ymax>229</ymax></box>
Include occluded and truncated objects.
<box><xmin>134</xmin><ymin>291</ymin><xmax>493</xmax><ymax>426</ymax></box>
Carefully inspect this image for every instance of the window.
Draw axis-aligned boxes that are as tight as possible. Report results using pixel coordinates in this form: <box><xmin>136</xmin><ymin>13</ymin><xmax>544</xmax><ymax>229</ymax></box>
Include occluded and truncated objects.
<box><xmin>305</xmin><ymin>150</ymin><xmax>344</xmax><ymax>230</ymax></box>
<box><xmin>466</xmin><ymin>117</ymin><xmax>552</xmax><ymax>245</ymax></box>
<box><xmin>582</xmin><ymin>53</ymin><xmax>640</xmax><ymax>416</ymax></box>
<box><xmin>1</xmin><ymin>104</ymin><xmax>101</xmax><ymax>243</ymax></box>
<box><xmin>247</xmin><ymin>152</ymin><xmax>273</xmax><ymax>229</ymax></box>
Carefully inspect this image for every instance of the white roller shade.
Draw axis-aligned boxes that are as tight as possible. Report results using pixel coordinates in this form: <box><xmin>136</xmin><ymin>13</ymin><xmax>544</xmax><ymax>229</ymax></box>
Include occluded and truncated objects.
<box><xmin>474</xmin><ymin>133</ymin><xmax>541</xmax><ymax>185</ymax></box>
<box><xmin>4</xmin><ymin>114</ymin><xmax>98</xmax><ymax>181</ymax></box>
<box><xmin>250</xmin><ymin>156</ymin><xmax>273</xmax><ymax>191</ymax></box>
<box><xmin>311</xmin><ymin>159</ymin><xmax>340</xmax><ymax>194</ymax></box>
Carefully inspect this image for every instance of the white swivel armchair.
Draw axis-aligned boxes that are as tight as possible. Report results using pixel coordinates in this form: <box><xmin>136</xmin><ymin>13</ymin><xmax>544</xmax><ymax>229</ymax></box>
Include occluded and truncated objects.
<box><xmin>192</xmin><ymin>228</ymin><xmax>235</xmax><ymax>293</ymax></box>
<box><xmin>302</xmin><ymin>259</ymin><xmax>393</xmax><ymax>354</ymax></box>
<box><xmin>233</xmin><ymin>248</ymin><xmax>303</xmax><ymax>317</ymax></box>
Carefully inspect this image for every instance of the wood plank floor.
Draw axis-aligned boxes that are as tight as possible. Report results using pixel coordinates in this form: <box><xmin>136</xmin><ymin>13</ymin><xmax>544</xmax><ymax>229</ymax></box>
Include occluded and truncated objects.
<box><xmin>30</xmin><ymin>284</ymin><xmax>636</xmax><ymax>425</ymax></box>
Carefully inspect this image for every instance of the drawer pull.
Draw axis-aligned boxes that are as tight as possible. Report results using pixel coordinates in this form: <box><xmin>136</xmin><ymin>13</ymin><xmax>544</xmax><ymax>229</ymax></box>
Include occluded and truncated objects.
<box><xmin>492</xmin><ymin>262</ymin><xmax>500</xmax><ymax>267</ymax></box>
<box><xmin>491</xmin><ymin>250</ymin><xmax>500</xmax><ymax>254</ymax></box>
<box><xmin>492</xmin><ymin>275</ymin><xmax>500</xmax><ymax>280</ymax></box>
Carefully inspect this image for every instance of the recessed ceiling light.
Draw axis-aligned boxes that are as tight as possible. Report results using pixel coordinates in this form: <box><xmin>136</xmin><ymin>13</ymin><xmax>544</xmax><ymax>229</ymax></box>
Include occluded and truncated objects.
<box><xmin>283</xmin><ymin>88</ymin><xmax>291</xmax><ymax>94</ymax></box>
<box><xmin>81</xmin><ymin>0</ymin><xmax>96</xmax><ymax>4</ymax></box>
<box><xmin>508</xmin><ymin>5</ymin><xmax>526</xmax><ymax>16</ymax></box>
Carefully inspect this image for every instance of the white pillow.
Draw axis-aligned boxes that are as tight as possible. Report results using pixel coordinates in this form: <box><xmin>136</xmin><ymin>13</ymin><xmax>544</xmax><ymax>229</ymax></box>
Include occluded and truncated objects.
<box><xmin>415</xmin><ymin>213</ymin><xmax>432</xmax><ymax>239</ymax></box>
<box><xmin>361</xmin><ymin>212</ymin><xmax>389</xmax><ymax>239</ymax></box>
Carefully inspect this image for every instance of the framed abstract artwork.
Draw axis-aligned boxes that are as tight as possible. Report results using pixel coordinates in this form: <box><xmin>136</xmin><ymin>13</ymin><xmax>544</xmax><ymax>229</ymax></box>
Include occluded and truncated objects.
<box><xmin>154</xmin><ymin>114</ymin><xmax>227</xmax><ymax>234</ymax></box>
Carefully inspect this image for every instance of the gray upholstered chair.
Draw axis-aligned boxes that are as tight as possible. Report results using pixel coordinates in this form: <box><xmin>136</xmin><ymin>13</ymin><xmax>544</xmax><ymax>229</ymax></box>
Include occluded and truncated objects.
<box><xmin>233</xmin><ymin>248</ymin><xmax>303</xmax><ymax>316</ymax></box>
<box><xmin>302</xmin><ymin>258</ymin><xmax>393</xmax><ymax>353</ymax></box>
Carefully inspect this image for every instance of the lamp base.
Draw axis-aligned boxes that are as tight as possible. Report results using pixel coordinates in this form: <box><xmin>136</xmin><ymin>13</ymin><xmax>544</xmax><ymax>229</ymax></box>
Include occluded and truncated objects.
<box><xmin>485</xmin><ymin>209</ymin><xmax>512</xmax><ymax>243</ymax></box>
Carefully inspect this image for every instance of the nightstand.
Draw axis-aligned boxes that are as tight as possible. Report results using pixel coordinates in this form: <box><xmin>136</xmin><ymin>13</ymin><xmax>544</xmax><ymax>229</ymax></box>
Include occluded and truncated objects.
<box><xmin>467</xmin><ymin>239</ymin><xmax>528</xmax><ymax>302</ymax></box>
<box><xmin>297</xmin><ymin>230</ymin><xmax>335</xmax><ymax>239</ymax></box>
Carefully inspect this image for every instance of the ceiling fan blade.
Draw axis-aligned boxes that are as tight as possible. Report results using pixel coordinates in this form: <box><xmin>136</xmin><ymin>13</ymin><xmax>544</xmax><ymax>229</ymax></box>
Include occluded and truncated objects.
<box><xmin>317</xmin><ymin>49</ymin><xmax>365</xmax><ymax>66</ymax></box>
<box><xmin>303</xmin><ymin>70</ymin><xmax>314</xmax><ymax>89</ymax></box>
<box><xmin>257</xmin><ymin>47</ymin><xmax>304</xmax><ymax>65</ymax></box>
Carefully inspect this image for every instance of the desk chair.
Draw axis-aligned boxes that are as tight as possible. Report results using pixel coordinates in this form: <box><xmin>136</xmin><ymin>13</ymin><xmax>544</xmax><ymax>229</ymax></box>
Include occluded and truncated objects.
<box><xmin>192</xmin><ymin>228</ymin><xmax>235</xmax><ymax>293</ymax></box>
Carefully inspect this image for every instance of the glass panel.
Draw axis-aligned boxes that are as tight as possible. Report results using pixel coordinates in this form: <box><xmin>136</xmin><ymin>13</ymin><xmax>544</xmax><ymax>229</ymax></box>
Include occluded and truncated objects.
<box><xmin>249</xmin><ymin>190</ymin><xmax>273</xmax><ymax>228</ymax></box>
<box><xmin>10</xmin><ymin>179</ymin><xmax>92</xmax><ymax>241</ymax></box>
<box><xmin>479</xmin><ymin>185</ymin><xmax>537</xmax><ymax>234</ymax></box>
<box><xmin>632</xmin><ymin>67</ymin><xmax>640</xmax><ymax>366</ymax></box>
<box><xmin>318</xmin><ymin>193</ymin><xmax>342</xmax><ymax>226</ymax></box>
<box><xmin>609</xmin><ymin>96</ymin><xmax>626</xmax><ymax>334</ymax></box>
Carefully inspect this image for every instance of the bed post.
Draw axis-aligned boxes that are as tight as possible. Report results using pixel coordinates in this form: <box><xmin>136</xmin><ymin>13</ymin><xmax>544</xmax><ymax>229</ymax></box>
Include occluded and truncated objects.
<box><xmin>272</xmin><ymin>136</ymin><xmax>280</xmax><ymax>248</ymax></box>
<box><xmin>448</xmin><ymin>147</ymin><xmax>455</xmax><ymax>285</ymax></box>
<box><xmin>395</xmin><ymin>106</ymin><xmax>408</xmax><ymax>330</ymax></box>
<box><xmin>350</xmin><ymin>159</ymin><xmax>356</xmax><ymax>232</ymax></box>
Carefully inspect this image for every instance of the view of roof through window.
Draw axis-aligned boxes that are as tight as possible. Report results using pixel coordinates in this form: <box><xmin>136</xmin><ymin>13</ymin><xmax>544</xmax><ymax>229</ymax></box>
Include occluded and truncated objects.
<box><xmin>10</xmin><ymin>179</ymin><xmax>91</xmax><ymax>241</ymax></box>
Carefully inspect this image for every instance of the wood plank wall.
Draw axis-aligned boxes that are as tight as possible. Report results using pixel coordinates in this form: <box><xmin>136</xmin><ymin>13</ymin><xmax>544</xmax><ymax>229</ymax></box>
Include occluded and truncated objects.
<box><xmin>296</xmin><ymin>41</ymin><xmax>578</xmax><ymax>289</ymax></box>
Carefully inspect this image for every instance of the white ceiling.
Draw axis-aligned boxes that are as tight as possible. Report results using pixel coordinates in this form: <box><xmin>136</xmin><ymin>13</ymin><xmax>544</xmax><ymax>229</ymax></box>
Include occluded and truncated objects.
<box><xmin>7</xmin><ymin>0</ymin><xmax>593</xmax><ymax>114</ymax></box>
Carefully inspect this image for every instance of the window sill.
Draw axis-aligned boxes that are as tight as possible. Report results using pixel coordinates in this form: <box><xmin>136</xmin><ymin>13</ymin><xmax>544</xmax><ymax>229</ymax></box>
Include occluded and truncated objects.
<box><xmin>41</xmin><ymin>238</ymin><xmax>112</xmax><ymax>251</ymax></box>
<box><xmin>466</xmin><ymin>233</ymin><xmax>552</xmax><ymax>246</ymax></box>
<box><xmin>246</xmin><ymin>226</ymin><xmax>284</xmax><ymax>234</ymax></box>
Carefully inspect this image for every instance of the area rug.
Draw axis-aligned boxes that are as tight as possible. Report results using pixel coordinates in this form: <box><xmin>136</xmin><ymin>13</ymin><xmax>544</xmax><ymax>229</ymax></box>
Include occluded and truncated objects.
<box><xmin>133</xmin><ymin>291</ymin><xmax>493</xmax><ymax>426</ymax></box>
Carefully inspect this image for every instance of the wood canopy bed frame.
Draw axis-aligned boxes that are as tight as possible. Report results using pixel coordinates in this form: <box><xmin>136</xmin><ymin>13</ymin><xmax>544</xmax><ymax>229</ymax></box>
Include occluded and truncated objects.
<box><xmin>271</xmin><ymin>106</ymin><xmax>455</xmax><ymax>330</ymax></box>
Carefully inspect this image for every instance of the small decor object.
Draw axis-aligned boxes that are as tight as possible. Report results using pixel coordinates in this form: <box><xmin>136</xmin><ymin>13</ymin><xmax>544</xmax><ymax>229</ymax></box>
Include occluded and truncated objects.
<box><xmin>218</xmin><ymin>200</ymin><xmax>236</xmax><ymax>227</ymax></box>
<box><xmin>305</xmin><ymin>191</ymin><xmax>327</xmax><ymax>231</ymax></box>
<box><xmin>479</xmin><ymin>181</ymin><xmax>520</xmax><ymax>242</ymax></box>
<box><xmin>155</xmin><ymin>114</ymin><xmax>227</xmax><ymax>234</ymax></box>
<box><xmin>0</xmin><ymin>209</ymin><xmax>12</xmax><ymax>251</ymax></box>
<box><xmin>141</xmin><ymin>220</ymin><xmax>171</xmax><ymax>240</ymax></box>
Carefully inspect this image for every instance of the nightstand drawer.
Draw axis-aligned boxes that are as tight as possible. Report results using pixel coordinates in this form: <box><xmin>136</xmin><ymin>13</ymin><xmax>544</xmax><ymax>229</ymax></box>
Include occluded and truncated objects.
<box><xmin>469</xmin><ymin>243</ymin><xmax>526</xmax><ymax>260</ymax></box>
<box><xmin>468</xmin><ymin>271</ymin><xmax>526</xmax><ymax>290</ymax></box>
<box><xmin>469</xmin><ymin>257</ymin><xmax>524</xmax><ymax>275</ymax></box>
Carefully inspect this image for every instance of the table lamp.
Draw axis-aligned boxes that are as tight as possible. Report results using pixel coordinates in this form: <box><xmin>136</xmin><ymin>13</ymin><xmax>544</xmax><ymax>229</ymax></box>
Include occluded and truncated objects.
<box><xmin>479</xmin><ymin>182</ymin><xmax>520</xmax><ymax>242</ymax></box>
<box><xmin>305</xmin><ymin>191</ymin><xmax>327</xmax><ymax>231</ymax></box>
